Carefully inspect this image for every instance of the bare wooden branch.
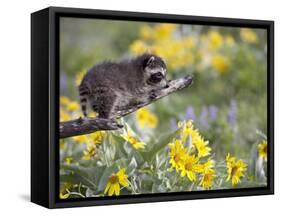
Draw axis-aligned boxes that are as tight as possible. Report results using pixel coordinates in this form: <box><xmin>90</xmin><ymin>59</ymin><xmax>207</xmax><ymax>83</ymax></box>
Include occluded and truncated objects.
<box><xmin>60</xmin><ymin>75</ymin><xmax>193</xmax><ymax>138</ymax></box>
<box><xmin>60</xmin><ymin>117</ymin><xmax>123</xmax><ymax>139</ymax></box>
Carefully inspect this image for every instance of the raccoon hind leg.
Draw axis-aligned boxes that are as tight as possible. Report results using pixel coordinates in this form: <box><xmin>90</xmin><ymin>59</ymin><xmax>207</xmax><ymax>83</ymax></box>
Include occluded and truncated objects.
<box><xmin>90</xmin><ymin>90</ymin><xmax>117</xmax><ymax>119</ymax></box>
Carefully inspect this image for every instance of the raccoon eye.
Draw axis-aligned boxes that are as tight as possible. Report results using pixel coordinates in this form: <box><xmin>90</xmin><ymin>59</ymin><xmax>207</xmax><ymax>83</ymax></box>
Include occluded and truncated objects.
<box><xmin>153</xmin><ymin>72</ymin><xmax>164</xmax><ymax>79</ymax></box>
<box><xmin>148</xmin><ymin>72</ymin><xmax>164</xmax><ymax>84</ymax></box>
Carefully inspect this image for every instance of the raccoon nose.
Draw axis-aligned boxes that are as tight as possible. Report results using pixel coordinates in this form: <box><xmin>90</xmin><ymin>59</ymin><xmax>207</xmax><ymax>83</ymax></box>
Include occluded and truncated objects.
<box><xmin>165</xmin><ymin>80</ymin><xmax>172</xmax><ymax>88</ymax></box>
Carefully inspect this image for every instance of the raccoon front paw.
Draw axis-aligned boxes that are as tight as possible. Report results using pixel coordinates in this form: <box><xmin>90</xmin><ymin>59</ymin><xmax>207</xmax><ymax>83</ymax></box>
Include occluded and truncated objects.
<box><xmin>149</xmin><ymin>90</ymin><xmax>158</xmax><ymax>100</ymax></box>
<box><xmin>108</xmin><ymin>119</ymin><xmax>124</xmax><ymax>129</ymax></box>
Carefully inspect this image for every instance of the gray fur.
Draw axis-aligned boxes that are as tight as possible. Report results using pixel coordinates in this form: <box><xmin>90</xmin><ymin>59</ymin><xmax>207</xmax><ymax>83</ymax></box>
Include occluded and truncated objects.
<box><xmin>78</xmin><ymin>53</ymin><xmax>169</xmax><ymax>119</ymax></box>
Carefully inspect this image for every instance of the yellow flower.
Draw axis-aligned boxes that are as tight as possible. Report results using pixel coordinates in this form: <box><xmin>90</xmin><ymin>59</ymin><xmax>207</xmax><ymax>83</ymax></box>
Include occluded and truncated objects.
<box><xmin>60</xmin><ymin>96</ymin><xmax>71</xmax><ymax>106</ymax></box>
<box><xmin>208</xmin><ymin>31</ymin><xmax>223</xmax><ymax>50</ymax></box>
<box><xmin>130</xmin><ymin>40</ymin><xmax>149</xmax><ymax>55</ymax></box>
<box><xmin>152</xmin><ymin>40</ymin><xmax>189</xmax><ymax>70</ymax></box>
<box><xmin>59</xmin><ymin>182</ymin><xmax>72</xmax><ymax>199</ymax></box>
<box><xmin>169</xmin><ymin>139</ymin><xmax>187</xmax><ymax>171</ymax></box>
<box><xmin>240</xmin><ymin>28</ymin><xmax>258</xmax><ymax>43</ymax></box>
<box><xmin>200</xmin><ymin>169</ymin><xmax>216</xmax><ymax>189</ymax></box>
<box><xmin>211</xmin><ymin>54</ymin><xmax>230</xmax><ymax>75</ymax></box>
<box><xmin>66</xmin><ymin>101</ymin><xmax>80</xmax><ymax>112</ymax></box>
<box><xmin>180</xmin><ymin>120</ymin><xmax>200</xmax><ymax>142</ymax></box>
<box><xmin>196</xmin><ymin>159</ymin><xmax>216</xmax><ymax>189</ymax></box>
<box><xmin>180</xmin><ymin>153</ymin><xmax>200</xmax><ymax>182</ymax></box>
<box><xmin>180</xmin><ymin>120</ymin><xmax>211</xmax><ymax>158</ymax></box>
<box><xmin>72</xmin><ymin>135</ymin><xmax>88</xmax><ymax>144</ymax></box>
<box><xmin>130</xmin><ymin>23</ymin><xmax>197</xmax><ymax>72</ymax></box>
<box><xmin>194</xmin><ymin>137</ymin><xmax>211</xmax><ymax>158</ymax></box>
<box><xmin>121</xmin><ymin>128</ymin><xmax>145</xmax><ymax>149</ymax></box>
<box><xmin>59</xmin><ymin>192</ymin><xmax>70</xmax><ymax>199</ymax></box>
<box><xmin>258</xmin><ymin>140</ymin><xmax>267</xmax><ymax>161</ymax></box>
<box><xmin>196</xmin><ymin>159</ymin><xmax>215</xmax><ymax>173</ymax></box>
<box><xmin>65</xmin><ymin>157</ymin><xmax>73</xmax><ymax>164</ymax></box>
<box><xmin>60</xmin><ymin>95</ymin><xmax>81</xmax><ymax>113</ymax></box>
<box><xmin>82</xmin><ymin>144</ymin><xmax>96</xmax><ymax>160</ymax></box>
<box><xmin>153</xmin><ymin>24</ymin><xmax>176</xmax><ymax>41</ymax></box>
<box><xmin>226</xmin><ymin>153</ymin><xmax>247</xmax><ymax>186</ymax></box>
<box><xmin>89</xmin><ymin>131</ymin><xmax>105</xmax><ymax>145</ymax></box>
<box><xmin>60</xmin><ymin>110</ymin><xmax>71</xmax><ymax>121</ymax></box>
<box><xmin>136</xmin><ymin>107</ymin><xmax>158</xmax><ymax>128</ymax></box>
<box><xmin>104</xmin><ymin>168</ymin><xmax>129</xmax><ymax>196</ymax></box>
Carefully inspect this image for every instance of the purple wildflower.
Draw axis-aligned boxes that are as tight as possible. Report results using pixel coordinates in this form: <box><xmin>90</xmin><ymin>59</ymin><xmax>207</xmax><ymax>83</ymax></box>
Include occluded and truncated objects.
<box><xmin>60</xmin><ymin>72</ymin><xmax>68</xmax><ymax>92</ymax></box>
<box><xmin>209</xmin><ymin>105</ymin><xmax>218</xmax><ymax>121</ymax></box>
<box><xmin>227</xmin><ymin>100</ymin><xmax>237</xmax><ymax>126</ymax></box>
<box><xmin>199</xmin><ymin>106</ymin><xmax>209</xmax><ymax>128</ymax></box>
<box><xmin>185</xmin><ymin>106</ymin><xmax>196</xmax><ymax>121</ymax></box>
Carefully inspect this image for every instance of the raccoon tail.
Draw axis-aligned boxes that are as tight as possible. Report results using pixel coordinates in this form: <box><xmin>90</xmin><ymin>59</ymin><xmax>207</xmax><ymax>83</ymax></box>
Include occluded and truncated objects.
<box><xmin>78</xmin><ymin>84</ymin><xmax>90</xmax><ymax>117</ymax></box>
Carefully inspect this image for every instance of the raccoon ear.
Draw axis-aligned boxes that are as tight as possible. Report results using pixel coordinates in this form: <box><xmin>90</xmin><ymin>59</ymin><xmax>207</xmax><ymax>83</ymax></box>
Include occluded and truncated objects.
<box><xmin>147</xmin><ymin>56</ymin><xmax>155</xmax><ymax>66</ymax></box>
<box><xmin>141</xmin><ymin>55</ymin><xmax>155</xmax><ymax>70</ymax></box>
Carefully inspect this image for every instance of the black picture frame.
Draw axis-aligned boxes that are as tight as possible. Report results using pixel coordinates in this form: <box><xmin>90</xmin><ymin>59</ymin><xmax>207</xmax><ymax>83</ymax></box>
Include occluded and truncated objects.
<box><xmin>31</xmin><ymin>6</ymin><xmax>274</xmax><ymax>208</ymax></box>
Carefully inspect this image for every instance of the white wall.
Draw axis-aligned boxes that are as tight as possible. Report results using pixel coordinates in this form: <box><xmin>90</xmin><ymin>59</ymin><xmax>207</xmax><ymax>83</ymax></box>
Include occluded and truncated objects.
<box><xmin>0</xmin><ymin>0</ymin><xmax>279</xmax><ymax>214</ymax></box>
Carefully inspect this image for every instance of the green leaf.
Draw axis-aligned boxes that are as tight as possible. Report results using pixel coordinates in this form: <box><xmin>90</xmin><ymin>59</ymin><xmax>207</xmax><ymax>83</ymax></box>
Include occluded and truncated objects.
<box><xmin>139</xmin><ymin>173</ymin><xmax>154</xmax><ymax>192</ymax></box>
<box><xmin>110</xmin><ymin>133</ymin><xmax>129</xmax><ymax>159</ymax></box>
<box><xmin>61</xmin><ymin>164</ymin><xmax>106</xmax><ymax>189</ymax></box>
<box><xmin>85</xmin><ymin>187</ymin><xmax>94</xmax><ymax>197</ymax></box>
<box><xmin>126</xmin><ymin>156</ymin><xmax>138</xmax><ymax>176</ymax></box>
<box><xmin>249</xmin><ymin>143</ymin><xmax>258</xmax><ymax>177</ymax></box>
<box><xmin>140</xmin><ymin>129</ymin><xmax>180</xmax><ymax>162</ymax></box>
<box><xmin>111</xmin><ymin>132</ymin><xmax>146</xmax><ymax>165</ymax></box>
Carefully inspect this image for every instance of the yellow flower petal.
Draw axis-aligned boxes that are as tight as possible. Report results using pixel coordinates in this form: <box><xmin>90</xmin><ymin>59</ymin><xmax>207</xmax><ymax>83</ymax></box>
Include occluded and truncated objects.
<box><xmin>104</xmin><ymin>168</ymin><xmax>129</xmax><ymax>196</ymax></box>
<box><xmin>258</xmin><ymin>140</ymin><xmax>267</xmax><ymax>161</ymax></box>
<box><xmin>108</xmin><ymin>184</ymin><xmax>115</xmax><ymax>196</ymax></box>
<box><xmin>136</xmin><ymin>107</ymin><xmax>158</xmax><ymax>129</ymax></box>
<box><xmin>119</xmin><ymin>179</ymin><xmax>129</xmax><ymax>187</ymax></box>
<box><xmin>59</xmin><ymin>192</ymin><xmax>70</xmax><ymax>199</ymax></box>
<box><xmin>226</xmin><ymin>153</ymin><xmax>247</xmax><ymax>186</ymax></box>
<box><xmin>104</xmin><ymin>182</ymin><xmax>110</xmax><ymax>194</ymax></box>
<box><xmin>121</xmin><ymin>128</ymin><xmax>146</xmax><ymax>149</ymax></box>
<box><xmin>114</xmin><ymin>183</ymin><xmax>120</xmax><ymax>196</ymax></box>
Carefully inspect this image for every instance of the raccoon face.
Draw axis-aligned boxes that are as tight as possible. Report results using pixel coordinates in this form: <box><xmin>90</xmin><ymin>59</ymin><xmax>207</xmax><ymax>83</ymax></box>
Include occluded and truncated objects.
<box><xmin>143</xmin><ymin>55</ymin><xmax>169</xmax><ymax>89</ymax></box>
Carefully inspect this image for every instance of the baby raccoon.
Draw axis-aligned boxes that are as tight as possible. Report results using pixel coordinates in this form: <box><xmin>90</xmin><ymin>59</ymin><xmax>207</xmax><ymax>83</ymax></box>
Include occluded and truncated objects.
<box><xmin>78</xmin><ymin>53</ymin><xmax>169</xmax><ymax>119</ymax></box>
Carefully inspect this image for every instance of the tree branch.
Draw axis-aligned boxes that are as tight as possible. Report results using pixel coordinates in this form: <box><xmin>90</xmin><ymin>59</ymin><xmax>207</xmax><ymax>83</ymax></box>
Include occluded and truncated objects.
<box><xmin>60</xmin><ymin>75</ymin><xmax>193</xmax><ymax>138</ymax></box>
